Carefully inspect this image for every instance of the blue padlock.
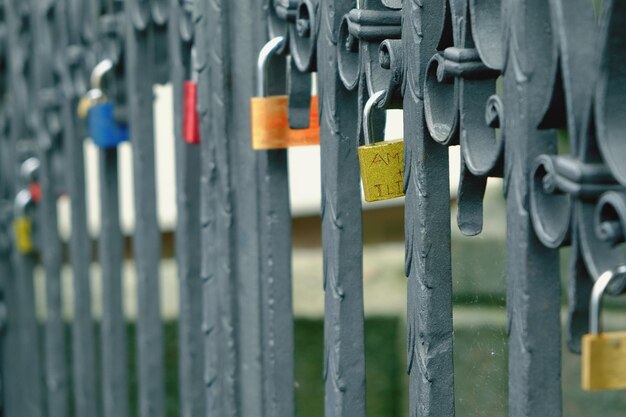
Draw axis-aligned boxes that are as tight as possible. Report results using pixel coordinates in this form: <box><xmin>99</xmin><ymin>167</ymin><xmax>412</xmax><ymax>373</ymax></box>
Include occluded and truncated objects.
<box><xmin>87</xmin><ymin>101</ymin><xmax>130</xmax><ymax>148</ymax></box>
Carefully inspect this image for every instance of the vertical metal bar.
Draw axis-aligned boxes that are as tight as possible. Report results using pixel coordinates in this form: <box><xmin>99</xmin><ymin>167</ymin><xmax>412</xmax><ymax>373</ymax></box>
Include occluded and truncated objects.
<box><xmin>31</xmin><ymin>1</ymin><xmax>70</xmax><ymax>416</ymax></box>
<box><xmin>233</xmin><ymin>1</ymin><xmax>296</xmax><ymax>415</ymax></box>
<box><xmin>205</xmin><ymin>1</ymin><xmax>240</xmax><ymax>415</ymax></box>
<box><xmin>38</xmin><ymin>129</ymin><xmax>69</xmax><ymax>417</ymax></box>
<box><xmin>0</xmin><ymin>245</ymin><xmax>19</xmax><ymax>417</ymax></box>
<box><xmin>403</xmin><ymin>2</ymin><xmax>455</xmax><ymax>417</ymax></box>
<box><xmin>56</xmin><ymin>2</ymin><xmax>99</xmax><ymax>415</ymax></box>
<box><xmin>502</xmin><ymin>1</ymin><xmax>562</xmax><ymax>415</ymax></box>
<box><xmin>192</xmin><ymin>0</ymin><xmax>219</xmax><ymax>413</ymax></box>
<box><xmin>99</xmin><ymin>147</ymin><xmax>129</xmax><ymax>417</ymax></box>
<box><xmin>124</xmin><ymin>11</ymin><xmax>165</xmax><ymax>417</ymax></box>
<box><xmin>169</xmin><ymin>2</ymin><xmax>205</xmax><ymax>417</ymax></box>
<box><xmin>0</xmin><ymin>8</ymin><xmax>18</xmax><ymax>415</ymax></box>
<box><xmin>258</xmin><ymin>149</ymin><xmax>294</xmax><ymax>417</ymax></box>
<box><xmin>0</xmin><ymin>218</ymin><xmax>20</xmax><ymax>417</ymax></box>
<box><xmin>13</xmin><ymin>250</ymin><xmax>43</xmax><ymax>417</ymax></box>
<box><xmin>317</xmin><ymin>1</ymin><xmax>366</xmax><ymax>415</ymax></box>
<box><xmin>4</xmin><ymin>3</ymin><xmax>43</xmax><ymax>416</ymax></box>
<box><xmin>254</xmin><ymin>12</ymin><xmax>294</xmax><ymax>417</ymax></box>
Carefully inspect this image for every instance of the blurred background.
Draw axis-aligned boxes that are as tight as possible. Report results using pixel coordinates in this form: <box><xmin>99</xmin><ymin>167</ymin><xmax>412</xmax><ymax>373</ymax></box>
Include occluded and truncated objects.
<box><xmin>35</xmin><ymin>85</ymin><xmax>626</xmax><ymax>416</ymax></box>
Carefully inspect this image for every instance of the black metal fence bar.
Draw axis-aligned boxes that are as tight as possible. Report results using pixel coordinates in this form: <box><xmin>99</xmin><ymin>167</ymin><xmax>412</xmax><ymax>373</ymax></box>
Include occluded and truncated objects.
<box><xmin>169</xmin><ymin>2</ymin><xmax>205</xmax><ymax>417</ymax></box>
<box><xmin>257</xmin><ymin>30</ymin><xmax>295</xmax><ymax>417</ymax></box>
<box><xmin>206</xmin><ymin>2</ymin><xmax>240</xmax><ymax>414</ymax></box>
<box><xmin>1</xmin><ymin>1</ymin><xmax>625</xmax><ymax>417</ymax></box>
<box><xmin>58</xmin><ymin>1</ymin><xmax>100</xmax><ymax>414</ymax></box>
<box><xmin>99</xmin><ymin>144</ymin><xmax>130</xmax><ymax>417</ymax></box>
<box><xmin>125</xmin><ymin>5</ymin><xmax>166</xmax><ymax>417</ymax></box>
<box><xmin>318</xmin><ymin>1</ymin><xmax>367</xmax><ymax>415</ymax></box>
<box><xmin>32</xmin><ymin>2</ymin><xmax>71</xmax><ymax>416</ymax></box>
<box><xmin>502</xmin><ymin>2</ymin><xmax>563</xmax><ymax>415</ymax></box>
<box><xmin>403</xmin><ymin>1</ymin><xmax>456</xmax><ymax>415</ymax></box>
<box><xmin>4</xmin><ymin>3</ymin><xmax>41</xmax><ymax>416</ymax></box>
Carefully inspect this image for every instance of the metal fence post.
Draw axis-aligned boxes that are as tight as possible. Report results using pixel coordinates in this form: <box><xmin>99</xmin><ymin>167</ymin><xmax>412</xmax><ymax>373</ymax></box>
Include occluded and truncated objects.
<box><xmin>501</xmin><ymin>2</ymin><xmax>563</xmax><ymax>416</ymax></box>
<box><xmin>94</xmin><ymin>3</ymin><xmax>130</xmax><ymax>417</ymax></box>
<box><xmin>56</xmin><ymin>1</ymin><xmax>99</xmax><ymax>415</ymax></box>
<box><xmin>125</xmin><ymin>2</ymin><xmax>165</xmax><ymax>416</ymax></box>
<box><xmin>3</xmin><ymin>2</ymin><xmax>42</xmax><ymax>416</ymax></box>
<box><xmin>402</xmin><ymin>2</ymin><xmax>455</xmax><ymax>416</ymax></box>
<box><xmin>31</xmin><ymin>2</ymin><xmax>70</xmax><ymax>416</ymax></box>
<box><xmin>317</xmin><ymin>1</ymin><xmax>367</xmax><ymax>415</ymax></box>
<box><xmin>169</xmin><ymin>1</ymin><xmax>205</xmax><ymax>416</ymax></box>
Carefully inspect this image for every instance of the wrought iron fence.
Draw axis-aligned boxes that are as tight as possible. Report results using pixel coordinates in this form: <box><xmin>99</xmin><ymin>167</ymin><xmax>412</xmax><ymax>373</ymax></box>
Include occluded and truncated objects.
<box><xmin>0</xmin><ymin>0</ymin><xmax>624</xmax><ymax>416</ymax></box>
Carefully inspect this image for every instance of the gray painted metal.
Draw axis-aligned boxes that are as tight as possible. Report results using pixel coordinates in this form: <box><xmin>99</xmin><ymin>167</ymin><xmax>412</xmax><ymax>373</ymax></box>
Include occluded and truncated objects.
<box><xmin>31</xmin><ymin>1</ymin><xmax>71</xmax><ymax>416</ymax></box>
<box><xmin>233</xmin><ymin>2</ymin><xmax>293</xmax><ymax>416</ymax></box>
<box><xmin>317</xmin><ymin>1</ymin><xmax>367</xmax><ymax>416</ymax></box>
<box><xmin>502</xmin><ymin>2</ymin><xmax>562</xmax><ymax>416</ymax></box>
<box><xmin>4</xmin><ymin>2</ymin><xmax>43</xmax><ymax>416</ymax></box>
<box><xmin>403</xmin><ymin>1</ymin><xmax>456</xmax><ymax>415</ymax></box>
<box><xmin>99</xmin><ymin>147</ymin><xmax>130</xmax><ymax>417</ymax></box>
<box><xmin>192</xmin><ymin>0</ymin><xmax>222</xmax><ymax>414</ymax></box>
<box><xmin>125</xmin><ymin>5</ymin><xmax>165</xmax><ymax>417</ymax></box>
<box><xmin>257</xmin><ymin>36</ymin><xmax>295</xmax><ymax>417</ymax></box>
<box><xmin>56</xmin><ymin>1</ymin><xmax>100</xmax><ymax>415</ymax></box>
<box><xmin>205</xmin><ymin>1</ymin><xmax>240</xmax><ymax>414</ymax></box>
<box><xmin>169</xmin><ymin>1</ymin><xmax>205</xmax><ymax>417</ymax></box>
<box><xmin>2</xmin><ymin>2</ymin><xmax>626</xmax><ymax>417</ymax></box>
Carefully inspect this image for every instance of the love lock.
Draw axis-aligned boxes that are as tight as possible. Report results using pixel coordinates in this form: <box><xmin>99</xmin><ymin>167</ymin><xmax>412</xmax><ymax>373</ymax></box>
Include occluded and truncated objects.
<box><xmin>582</xmin><ymin>266</ymin><xmax>626</xmax><ymax>391</ymax></box>
<box><xmin>78</xmin><ymin>59</ymin><xmax>129</xmax><ymax>149</ymax></box>
<box><xmin>250</xmin><ymin>37</ymin><xmax>319</xmax><ymax>150</ymax></box>
<box><xmin>358</xmin><ymin>90</ymin><xmax>404</xmax><ymax>202</ymax></box>
<box><xmin>13</xmin><ymin>189</ymin><xmax>35</xmax><ymax>255</ymax></box>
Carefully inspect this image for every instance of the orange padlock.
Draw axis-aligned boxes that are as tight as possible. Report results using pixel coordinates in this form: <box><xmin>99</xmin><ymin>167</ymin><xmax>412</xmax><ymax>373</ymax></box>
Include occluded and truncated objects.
<box><xmin>251</xmin><ymin>37</ymin><xmax>320</xmax><ymax>150</ymax></box>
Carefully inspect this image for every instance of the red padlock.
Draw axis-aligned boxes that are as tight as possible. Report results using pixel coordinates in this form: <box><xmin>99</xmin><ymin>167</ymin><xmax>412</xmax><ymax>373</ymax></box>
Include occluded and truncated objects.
<box><xmin>183</xmin><ymin>80</ymin><xmax>200</xmax><ymax>145</ymax></box>
<box><xmin>29</xmin><ymin>183</ymin><xmax>41</xmax><ymax>203</ymax></box>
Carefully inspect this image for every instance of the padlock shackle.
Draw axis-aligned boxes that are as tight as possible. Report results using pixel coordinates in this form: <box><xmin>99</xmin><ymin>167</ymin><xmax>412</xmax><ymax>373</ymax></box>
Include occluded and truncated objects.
<box><xmin>364</xmin><ymin>90</ymin><xmax>386</xmax><ymax>146</ymax></box>
<box><xmin>257</xmin><ymin>37</ymin><xmax>286</xmax><ymax>98</ymax></box>
<box><xmin>14</xmin><ymin>189</ymin><xmax>33</xmax><ymax>217</ymax></box>
<box><xmin>590</xmin><ymin>265</ymin><xmax>626</xmax><ymax>334</ymax></box>
<box><xmin>90</xmin><ymin>59</ymin><xmax>114</xmax><ymax>91</ymax></box>
<box><xmin>20</xmin><ymin>157</ymin><xmax>40</xmax><ymax>182</ymax></box>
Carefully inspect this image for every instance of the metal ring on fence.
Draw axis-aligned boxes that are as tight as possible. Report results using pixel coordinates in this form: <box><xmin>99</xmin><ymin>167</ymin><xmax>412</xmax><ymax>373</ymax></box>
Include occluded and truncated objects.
<box><xmin>579</xmin><ymin>198</ymin><xmax>626</xmax><ymax>295</ymax></box>
<box><xmin>290</xmin><ymin>0</ymin><xmax>318</xmax><ymax>73</ymax></box>
<box><xmin>423</xmin><ymin>53</ymin><xmax>459</xmax><ymax>145</ymax></box>
<box><xmin>595</xmin><ymin>192</ymin><xmax>626</xmax><ymax>251</ymax></box>
<box><xmin>529</xmin><ymin>155</ymin><xmax>572</xmax><ymax>249</ymax></box>
<box><xmin>460</xmin><ymin>82</ymin><xmax>503</xmax><ymax>178</ymax></box>
<box><xmin>337</xmin><ymin>15</ymin><xmax>360</xmax><ymax>91</ymax></box>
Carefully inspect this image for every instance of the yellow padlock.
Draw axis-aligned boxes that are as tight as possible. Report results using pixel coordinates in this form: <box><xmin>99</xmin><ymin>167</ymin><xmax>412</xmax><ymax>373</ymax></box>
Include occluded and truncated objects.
<box><xmin>14</xmin><ymin>216</ymin><xmax>34</xmax><ymax>255</ymax></box>
<box><xmin>582</xmin><ymin>266</ymin><xmax>626</xmax><ymax>391</ymax></box>
<box><xmin>358</xmin><ymin>90</ymin><xmax>405</xmax><ymax>202</ymax></box>
<box><xmin>250</xmin><ymin>37</ymin><xmax>320</xmax><ymax>150</ymax></box>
